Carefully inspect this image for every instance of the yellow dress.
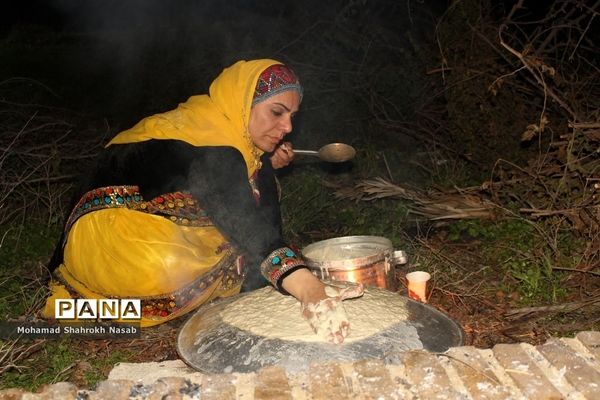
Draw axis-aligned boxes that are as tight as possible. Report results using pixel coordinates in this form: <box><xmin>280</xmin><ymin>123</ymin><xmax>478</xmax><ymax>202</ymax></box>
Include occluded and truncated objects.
<box><xmin>42</xmin><ymin>59</ymin><xmax>282</xmax><ymax>327</ymax></box>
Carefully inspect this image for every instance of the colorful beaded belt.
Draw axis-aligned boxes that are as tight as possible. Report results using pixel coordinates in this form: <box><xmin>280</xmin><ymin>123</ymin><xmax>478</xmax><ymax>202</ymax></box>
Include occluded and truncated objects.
<box><xmin>64</xmin><ymin>185</ymin><xmax>212</xmax><ymax>236</ymax></box>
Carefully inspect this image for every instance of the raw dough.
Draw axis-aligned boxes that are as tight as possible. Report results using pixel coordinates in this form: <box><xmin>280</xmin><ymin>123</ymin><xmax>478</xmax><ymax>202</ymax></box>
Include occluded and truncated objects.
<box><xmin>219</xmin><ymin>285</ymin><xmax>409</xmax><ymax>343</ymax></box>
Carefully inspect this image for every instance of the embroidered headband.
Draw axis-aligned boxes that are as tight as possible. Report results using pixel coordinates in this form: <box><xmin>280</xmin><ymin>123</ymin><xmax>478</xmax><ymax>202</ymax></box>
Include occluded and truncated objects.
<box><xmin>252</xmin><ymin>64</ymin><xmax>303</xmax><ymax>106</ymax></box>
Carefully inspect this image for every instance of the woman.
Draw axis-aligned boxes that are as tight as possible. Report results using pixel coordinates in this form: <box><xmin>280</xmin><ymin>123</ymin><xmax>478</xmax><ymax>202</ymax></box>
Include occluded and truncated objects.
<box><xmin>42</xmin><ymin>59</ymin><xmax>363</xmax><ymax>344</ymax></box>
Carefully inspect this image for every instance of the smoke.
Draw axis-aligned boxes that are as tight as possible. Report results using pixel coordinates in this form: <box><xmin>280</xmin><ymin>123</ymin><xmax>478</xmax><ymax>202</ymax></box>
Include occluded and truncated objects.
<box><xmin>8</xmin><ymin>0</ymin><xmax>443</xmax><ymax>148</ymax></box>
<box><xmin>40</xmin><ymin>0</ymin><xmax>296</xmax><ymax>125</ymax></box>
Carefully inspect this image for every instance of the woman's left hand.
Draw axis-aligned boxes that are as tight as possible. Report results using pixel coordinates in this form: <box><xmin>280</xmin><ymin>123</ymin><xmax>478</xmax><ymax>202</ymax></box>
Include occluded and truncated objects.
<box><xmin>300</xmin><ymin>283</ymin><xmax>364</xmax><ymax>344</ymax></box>
<box><xmin>281</xmin><ymin>268</ymin><xmax>365</xmax><ymax>344</ymax></box>
<box><xmin>270</xmin><ymin>142</ymin><xmax>294</xmax><ymax>169</ymax></box>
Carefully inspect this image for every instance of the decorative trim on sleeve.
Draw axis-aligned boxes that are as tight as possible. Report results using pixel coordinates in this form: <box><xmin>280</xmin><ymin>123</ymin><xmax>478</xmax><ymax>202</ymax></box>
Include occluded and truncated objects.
<box><xmin>260</xmin><ymin>247</ymin><xmax>307</xmax><ymax>293</ymax></box>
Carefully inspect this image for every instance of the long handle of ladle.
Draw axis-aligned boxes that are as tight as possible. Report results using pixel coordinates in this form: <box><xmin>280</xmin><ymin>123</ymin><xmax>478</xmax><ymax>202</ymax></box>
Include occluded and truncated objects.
<box><xmin>292</xmin><ymin>149</ymin><xmax>320</xmax><ymax>157</ymax></box>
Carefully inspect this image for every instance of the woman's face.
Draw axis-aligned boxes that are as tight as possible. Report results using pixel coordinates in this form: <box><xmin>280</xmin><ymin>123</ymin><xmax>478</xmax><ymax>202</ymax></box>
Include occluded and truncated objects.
<box><xmin>248</xmin><ymin>90</ymin><xmax>300</xmax><ymax>153</ymax></box>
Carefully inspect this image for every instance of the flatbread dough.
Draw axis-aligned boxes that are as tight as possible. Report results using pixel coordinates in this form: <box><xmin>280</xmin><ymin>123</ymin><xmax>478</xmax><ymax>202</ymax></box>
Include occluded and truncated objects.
<box><xmin>219</xmin><ymin>285</ymin><xmax>409</xmax><ymax>343</ymax></box>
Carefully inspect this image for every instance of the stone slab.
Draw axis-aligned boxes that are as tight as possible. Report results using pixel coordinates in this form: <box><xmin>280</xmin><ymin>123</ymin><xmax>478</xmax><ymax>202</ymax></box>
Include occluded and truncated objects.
<box><xmin>577</xmin><ymin>331</ymin><xmax>600</xmax><ymax>361</ymax></box>
<box><xmin>308</xmin><ymin>362</ymin><xmax>351</xmax><ymax>400</ymax></box>
<box><xmin>254</xmin><ymin>366</ymin><xmax>293</xmax><ymax>400</ymax></box>
<box><xmin>537</xmin><ymin>338</ymin><xmax>600</xmax><ymax>399</ymax></box>
<box><xmin>400</xmin><ymin>351</ymin><xmax>463</xmax><ymax>399</ymax></box>
<box><xmin>446</xmin><ymin>346</ymin><xmax>514</xmax><ymax>399</ymax></box>
<box><xmin>492</xmin><ymin>343</ymin><xmax>562</xmax><ymax>399</ymax></box>
<box><xmin>108</xmin><ymin>360</ymin><xmax>203</xmax><ymax>385</ymax></box>
<box><xmin>352</xmin><ymin>359</ymin><xmax>398</xmax><ymax>399</ymax></box>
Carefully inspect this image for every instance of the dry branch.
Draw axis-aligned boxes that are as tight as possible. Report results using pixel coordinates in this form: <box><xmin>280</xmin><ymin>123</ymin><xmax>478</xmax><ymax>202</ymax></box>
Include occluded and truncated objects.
<box><xmin>0</xmin><ymin>339</ymin><xmax>46</xmax><ymax>375</ymax></box>
<box><xmin>332</xmin><ymin>177</ymin><xmax>501</xmax><ymax>221</ymax></box>
<box><xmin>0</xmin><ymin>80</ymin><xmax>106</xmax><ymax>227</ymax></box>
<box><xmin>505</xmin><ymin>294</ymin><xmax>600</xmax><ymax>320</ymax></box>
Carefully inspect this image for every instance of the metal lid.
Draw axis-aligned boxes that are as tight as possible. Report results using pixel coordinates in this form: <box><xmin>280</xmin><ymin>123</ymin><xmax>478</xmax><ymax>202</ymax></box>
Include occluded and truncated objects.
<box><xmin>302</xmin><ymin>235</ymin><xmax>392</xmax><ymax>262</ymax></box>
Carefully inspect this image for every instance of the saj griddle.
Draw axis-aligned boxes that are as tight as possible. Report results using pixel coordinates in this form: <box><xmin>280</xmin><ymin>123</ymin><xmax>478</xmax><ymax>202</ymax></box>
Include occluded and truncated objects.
<box><xmin>177</xmin><ymin>286</ymin><xmax>465</xmax><ymax>374</ymax></box>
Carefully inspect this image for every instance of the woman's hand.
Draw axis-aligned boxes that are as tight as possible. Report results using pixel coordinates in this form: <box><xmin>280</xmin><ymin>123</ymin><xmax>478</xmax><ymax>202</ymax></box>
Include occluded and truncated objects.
<box><xmin>300</xmin><ymin>283</ymin><xmax>364</xmax><ymax>344</ymax></box>
<box><xmin>281</xmin><ymin>268</ymin><xmax>364</xmax><ymax>344</ymax></box>
<box><xmin>270</xmin><ymin>142</ymin><xmax>294</xmax><ymax>169</ymax></box>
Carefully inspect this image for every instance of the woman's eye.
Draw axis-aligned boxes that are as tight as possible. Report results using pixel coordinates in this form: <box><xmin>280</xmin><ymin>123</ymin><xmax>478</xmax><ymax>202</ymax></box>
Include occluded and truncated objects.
<box><xmin>272</xmin><ymin>110</ymin><xmax>282</xmax><ymax>117</ymax></box>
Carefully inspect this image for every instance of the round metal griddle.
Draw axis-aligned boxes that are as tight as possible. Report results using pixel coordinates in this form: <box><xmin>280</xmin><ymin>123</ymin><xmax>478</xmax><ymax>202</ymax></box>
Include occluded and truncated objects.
<box><xmin>177</xmin><ymin>287</ymin><xmax>464</xmax><ymax>374</ymax></box>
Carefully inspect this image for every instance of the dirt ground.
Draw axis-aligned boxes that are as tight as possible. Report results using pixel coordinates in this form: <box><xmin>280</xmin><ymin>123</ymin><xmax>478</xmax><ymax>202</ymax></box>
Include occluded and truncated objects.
<box><xmin>422</xmin><ymin>237</ymin><xmax>600</xmax><ymax>349</ymax></box>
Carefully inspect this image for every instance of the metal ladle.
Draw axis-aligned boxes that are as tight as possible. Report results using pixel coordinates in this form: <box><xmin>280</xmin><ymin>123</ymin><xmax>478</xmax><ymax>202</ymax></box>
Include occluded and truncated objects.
<box><xmin>293</xmin><ymin>143</ymin><xmax>356</xmax><ymax>163</ymax></box>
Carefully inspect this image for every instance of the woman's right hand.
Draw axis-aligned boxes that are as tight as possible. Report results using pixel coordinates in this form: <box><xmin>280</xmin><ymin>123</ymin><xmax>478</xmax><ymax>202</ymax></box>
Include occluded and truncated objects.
<box><xmin>270</xmin><ymin>142</ymin><xmax>294</xmax><ymax>169</ymax></box>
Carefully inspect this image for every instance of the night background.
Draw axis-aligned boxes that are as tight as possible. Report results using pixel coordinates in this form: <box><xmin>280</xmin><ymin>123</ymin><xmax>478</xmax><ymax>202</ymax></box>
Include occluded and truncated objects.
<box><xmin>1</xmin><ymin>0</ymin><xmax>599</xmax><ymax>390</ymax></box>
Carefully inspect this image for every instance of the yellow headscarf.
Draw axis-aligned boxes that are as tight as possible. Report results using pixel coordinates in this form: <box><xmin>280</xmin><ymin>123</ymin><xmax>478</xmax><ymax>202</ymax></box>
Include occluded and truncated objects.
<box><xmin>107</xmin><ymin>59</ymin><xmax>283</xmax><ymax>177</ymax></box>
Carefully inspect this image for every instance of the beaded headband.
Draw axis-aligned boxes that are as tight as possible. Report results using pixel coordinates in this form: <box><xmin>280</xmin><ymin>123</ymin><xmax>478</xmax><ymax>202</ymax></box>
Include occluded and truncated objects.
<box><xmin>252</xmin><ymin>64</ymin><xmax>303</xmax><ymax>106</ymax></box>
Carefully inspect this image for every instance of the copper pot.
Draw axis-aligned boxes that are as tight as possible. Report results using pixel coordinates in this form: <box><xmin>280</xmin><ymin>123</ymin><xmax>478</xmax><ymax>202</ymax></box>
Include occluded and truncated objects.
<box><xmin>301</xmin><ymin>236</ymin><xmax>407</xmax><ymax>291</ymax></box>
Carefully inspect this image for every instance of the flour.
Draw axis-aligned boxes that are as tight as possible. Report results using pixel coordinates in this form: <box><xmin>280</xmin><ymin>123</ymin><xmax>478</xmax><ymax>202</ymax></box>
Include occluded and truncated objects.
<box><xmin>219</xmin><ymin>286</ymin><xmax>409</xmax><ymax>343</ymax></box>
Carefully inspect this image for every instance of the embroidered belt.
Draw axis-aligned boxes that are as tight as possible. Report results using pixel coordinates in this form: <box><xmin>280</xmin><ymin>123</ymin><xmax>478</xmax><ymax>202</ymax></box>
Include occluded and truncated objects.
<box><xmin>65</xmin><ymin>185</ymin><xmax>212</xmax><ymax>235</ymax></box>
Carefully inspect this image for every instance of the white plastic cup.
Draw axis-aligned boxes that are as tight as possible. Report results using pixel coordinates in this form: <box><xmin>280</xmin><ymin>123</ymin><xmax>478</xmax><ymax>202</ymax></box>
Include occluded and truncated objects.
<box><xmin>405</xmin><ymin>271</ymin><xmax>431</xmax><ymax>303</ymax></box>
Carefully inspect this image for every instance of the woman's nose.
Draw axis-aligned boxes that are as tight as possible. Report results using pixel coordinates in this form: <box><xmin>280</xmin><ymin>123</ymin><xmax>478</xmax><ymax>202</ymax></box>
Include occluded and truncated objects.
<box><xmin>280</xmin><ymin>116</ymin><xmax>293</xmax><ymax>134</ymax></box>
